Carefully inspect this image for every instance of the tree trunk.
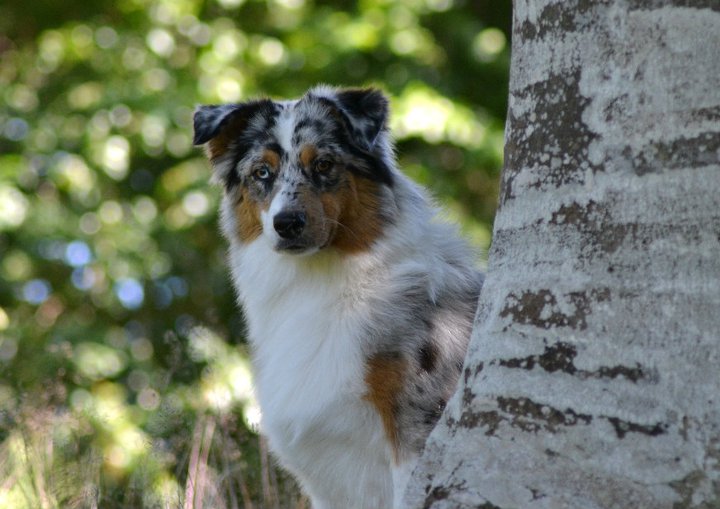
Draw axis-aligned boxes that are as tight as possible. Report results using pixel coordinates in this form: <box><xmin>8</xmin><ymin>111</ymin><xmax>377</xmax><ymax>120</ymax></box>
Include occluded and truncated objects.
<box><xmin>404</xmin><ymin>1</ymin><xmax>720</xmax><ymax>507</ymax></box>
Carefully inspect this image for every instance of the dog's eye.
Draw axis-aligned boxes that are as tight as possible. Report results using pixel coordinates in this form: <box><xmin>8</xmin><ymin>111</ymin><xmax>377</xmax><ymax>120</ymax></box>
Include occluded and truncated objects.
<box><xmin>253</xmin><ymin>166</ymin><xmax>272</xmax><ymax>181</ymax></box>
<box><xmin>315</xmin><ymin>159</ymin><xmax>333</xmax><ymax>172</ymax></box>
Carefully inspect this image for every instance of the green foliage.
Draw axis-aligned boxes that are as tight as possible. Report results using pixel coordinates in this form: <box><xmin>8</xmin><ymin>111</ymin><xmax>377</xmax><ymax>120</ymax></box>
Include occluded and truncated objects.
<box><xmin>0</xmin><ymin>0</ymin><xmax>509</xmax><ymax>506</ymax></box>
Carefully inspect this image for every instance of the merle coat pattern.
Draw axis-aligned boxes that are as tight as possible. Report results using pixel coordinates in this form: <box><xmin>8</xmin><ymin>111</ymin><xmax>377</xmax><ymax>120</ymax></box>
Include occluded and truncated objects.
<box><xmin>194</xmin><ymin>86</ymin><xmax>482</xmax><ymax>509</ymax></box>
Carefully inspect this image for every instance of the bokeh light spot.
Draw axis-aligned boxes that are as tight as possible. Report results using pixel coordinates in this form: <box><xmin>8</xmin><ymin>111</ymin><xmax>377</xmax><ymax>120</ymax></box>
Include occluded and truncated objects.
<box><xmin>257</xmin><ymin>38</ymin><xmax>285</xmax><ymax>66</ymax></box>
<box><xmin>133</xmin><ymin>196</ymin><xmax>158</xmax><ymax>224</ymax></box>
<box><xmin>80</xmin><ymin>212</ymin><xmax>101</xmax><ymax>234</ymax></box>
<box><xmin>22</xmin><ymin>279</ymin><xmax>51</xmax><ymax>305</ymax></box>
<box><xmin>217</xmin><ymin>0</ymin><xmax>246</xmax><ymax>8</ymax></box>
<box><xmin>67</xmin><ymin>82</ymin><xmax>103</xmax><ymax>110</ymax></box>
<box><xmin>102</xmin><ymin>136</ymin><xmax>131</xmax><ymax>180</ymax></box>
<box><xmin>95</xmin><ymin>26</ymin><xmax>119</xmax><ymax>49</ymax></box>
<box><xmin>72</xmin><ymin>267</ymin><xmax>97</xmax><ymax>291</ymax></box>
<box><xmin>473</xmin><ymin>28</ymin><xmax>506</xmax><ymax>61</ymax></box>
<box><xmin>122</xmin><ymin>45</ymin><xmax>147</xmax><ymax>70</ymax></box>
<box><xmin>65</xmin><ymin>240</ymin><xmax>92</xmax><ymax>267</ymax></box>
<box><xmin>99</xmin><ymin>200</ymin><xmax>124</xmax><ymax>224</ymax></box>
<box><xmin>0</xmin><ymin>307</ymin><xmax>9</xmax><ymax>331</ymax></box>
<box><xmin>130</xmin><ymin>337</ymin><xmax>154</xmax><ymax>361</ymax></box>
<box><xmin>2</xmin><ymin>250</ymin><xmax>32</xmax><ymax>281</ymax></box>
<box><xmin>213</xmin><ymin>31</ymin><xmax>244</xmax><ymax>61</ymax></box>
<box><xmin>74</xmin><ymin>342</ymin><xmax>127</xmax><ymax>379</ymax></box>
<box><xmin>182</xmin><ymin>191</ymin><xmax>209</xmax><ymax>217</ymax></box>
<box><xmin>4</xmin><ymin>118</ymin><xmax>29</xmax><ymax>141</ymax></box>
<box><xmin>0</xmin><ymin>337</ymin><xmax>18</xmax><ymax>361</ymax></box>
<box><xmin>0</xmin><ymin>186</ymin><xmax>29</xmax><ymax>229</ymax></box>
<box><xmin>142</xmin><ymin>68</ymin><xmax>172</xmax><ymax>93</ymax></box>
<box><xmin>142</xmin><ymin>115</ymin><xmax>167</xmax><ymax>148</ymax></box>
<box><xmin>115</xmin><ymin>279</ymin><xmax>145</xmax><ymax>310</ymax></box>
<box><xmin>110</xmin><ymin>105</ymin><xmax>133</xmax><ymax>127</ymax></box>
<box><xmin>70</xmin><ymin>388</ymin><xmax>93</xmax><ymax>411</ymax></box>
<box><xmin>137</xmin><ymin>388</ymin><xmax>160</xmax><ymax>410</ymax></box>
<box><xmin>146</xmin><ymin>29</ymin><xmax>175</xmax><ymax>58</ymax></box>
<box><xmin>6</xmin><ymin>85</ymin><xmax>39</xmax><ymax>112</ymax></box>
<box><xmin>216</xmin><ymin>76</ymin><xmax>242</xmax><ymax>102</ymax></box>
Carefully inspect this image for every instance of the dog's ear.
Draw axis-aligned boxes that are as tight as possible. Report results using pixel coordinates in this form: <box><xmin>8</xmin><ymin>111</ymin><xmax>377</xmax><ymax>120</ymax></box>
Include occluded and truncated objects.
<box><xmin>334</xmin><ymin>88</ymin><xmax>389</xmax><ymax>150</ymax></box>
<box><xmin>193</xmin><ymin>100</ymin><xmax>275</xmax><ymax>186</ymax></box>
<box><xmin>193</xmin><ymin>104</ymin><xmax>239</xmax><ymax>146</ymax></box>
<box><xmin>193</xmin><ymin>100</ymin><xmax>274</xmax><ymax>160</ymax></box>
<box><xmin>317</xmin><ymin>87</ymin><xmax>394</xmax><ymax>186</ymax></box>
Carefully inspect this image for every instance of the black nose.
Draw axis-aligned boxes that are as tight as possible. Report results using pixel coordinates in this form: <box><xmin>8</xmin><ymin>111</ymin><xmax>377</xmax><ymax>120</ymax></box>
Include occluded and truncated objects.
<box><xmin>273</xmin><ymin>211</ymin><xmax>306</xmax><ymax>239</ymax></box>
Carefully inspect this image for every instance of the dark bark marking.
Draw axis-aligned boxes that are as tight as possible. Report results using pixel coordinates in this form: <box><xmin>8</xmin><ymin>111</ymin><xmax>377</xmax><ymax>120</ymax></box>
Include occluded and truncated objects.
<box><xmin>530</xmin><ymin>487</ymin><xmax>547</xmax><ymax>500</ymax></box>
<box><xmin>450</xmin><ymin>408</ymin><xmax>502</xmax><ymax>435</ymax></box>
<box><xmin>463</xmin><ymin>362</ymin><xmax>484</xmax><ymax>385</ymax></box>
<box><xmin>550</xmin><ymin>201</ymin><xmax>593</xmax><ymax>226</ymax></box>
<box><xmin>606</xmin><ymin>417</ymin><xmax>668</xmax><ymax>439</ymax></box>
<box><xmin>517</xmin><ymin>0</ymin><xmax>603</xmax><ymax>41</ymax></box>
<box><xmin>462</xmin><ymin>387</ymin><xmax>475</xmax><ymax>407</ymax></box>
<box><xmin>545</xmin><ymin>198</ymin><xmax>712</xmax><ymax>261</ymax></box>
<box><xmin>423</xmin><ymin>486</ymin><xmax>449</xmax><ymax>509</ymax></box>
<box><xmin>670</xmin><ymin>470</ymin><xmax>720</xmax><ymax>509</ymax></box>
<box><xmin>547</xmin><ymin>199</ymin><xmax>637</xmax><ymax>255</ymax></box>
<box><xmin>497</xmin><ymin>342</ymin><xmax>647</xmax><ymax>382</ymax></box>
<box><xmin>499</xmin><ymin>341</ymin><xmax>578</xmax><ymax>374</ymax></box>
<box><xmin>627</xmin><ymin>0</ymin><xmax>720</xmax><ymax>12</ymax></box>
<box><xmin>451</xmin><ymin>397</ymin><xmax>594</xmax><ymax>434</ymax></box>
<box><xmin>451</xmin><ymin>396</ymin><xmax>668</xmax><ymax>446</ymax></box>
<box><xmin>499</xmin><ymin>288</ymin><xmax>610</xmax><ymax>330</ymax></box>
<box><xmin>593</xmin><ymin>364</ymin><xmax>646</xmax><ymax>382</ymax></box>
<box><xmin>516</xmin><ymin>0</ymin><xmax>720</xmax><ymax>44</ymax></box>
<box><xmin>503</xmin><ymin>67</ymin><xmax>599</xmax><ymax>206</ymax></box>
<box><xmin>497</xmin><ymin>397</ymin><xmax>593</xmax><ymax>434</ymax></box>
<box><xmin>422</xmin><ymin>481</ymin><xmax>472</xmax><ymax>509</ymax></box>
<box><xmin>632</xmin><ymin>131</ymin><xmax>720</xmax><ymax>175</ymax></box>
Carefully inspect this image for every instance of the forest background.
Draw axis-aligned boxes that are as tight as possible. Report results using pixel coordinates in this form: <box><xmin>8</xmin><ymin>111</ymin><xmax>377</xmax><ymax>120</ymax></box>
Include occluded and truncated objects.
<box><xmin>0</xmin><ymin>0</ymin><xmax>510</xmax><ymax>507</ymax></box>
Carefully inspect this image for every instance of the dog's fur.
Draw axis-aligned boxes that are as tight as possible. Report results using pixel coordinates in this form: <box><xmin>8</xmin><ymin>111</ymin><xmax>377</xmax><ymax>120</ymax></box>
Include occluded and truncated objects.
<box><xmin>193</xmin><ymin>86</ymin><xmax>482</xmax><ymax>509</ymax></box>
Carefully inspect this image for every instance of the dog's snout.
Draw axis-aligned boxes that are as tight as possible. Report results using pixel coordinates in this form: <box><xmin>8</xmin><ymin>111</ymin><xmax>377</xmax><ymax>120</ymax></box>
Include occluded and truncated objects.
<box><xmin>274</xmin><ymin>211</ymin><xmax>306</xmax><ymax>240</ymax></box>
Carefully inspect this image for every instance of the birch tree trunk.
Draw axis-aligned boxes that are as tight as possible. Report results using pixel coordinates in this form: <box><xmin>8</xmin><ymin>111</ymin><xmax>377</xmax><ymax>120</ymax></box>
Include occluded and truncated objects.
<box><xmin>404</xmin><ymin>1</ymin><xmax>720</xmax><ymax>507</ymax></box>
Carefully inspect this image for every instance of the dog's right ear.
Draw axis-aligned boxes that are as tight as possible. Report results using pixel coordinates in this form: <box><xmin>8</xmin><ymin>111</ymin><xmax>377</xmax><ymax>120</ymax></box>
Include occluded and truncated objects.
<box><xmin>193</xmin><ymin>104</ymin><xmax>240</xmax><ymax>146</ymax></box>
<box><xmin>193</xmin><ymin>100</ymin><xmax>274</xmax><ymax>162</ymax></box>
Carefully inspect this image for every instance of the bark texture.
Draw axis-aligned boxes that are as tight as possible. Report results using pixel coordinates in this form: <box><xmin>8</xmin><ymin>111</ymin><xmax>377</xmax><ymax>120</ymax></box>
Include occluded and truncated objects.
<box><xmin>404</xmin><ymin>1</ymin><xmax>720</xmax><ymax>507</ymax></box>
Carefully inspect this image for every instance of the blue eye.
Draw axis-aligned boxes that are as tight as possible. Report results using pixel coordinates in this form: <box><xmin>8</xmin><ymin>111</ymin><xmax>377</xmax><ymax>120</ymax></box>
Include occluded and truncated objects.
<box><xmin>253</xmin><ymin>166</ymin><xmax>272</xmax><ymax>181</ymax></box>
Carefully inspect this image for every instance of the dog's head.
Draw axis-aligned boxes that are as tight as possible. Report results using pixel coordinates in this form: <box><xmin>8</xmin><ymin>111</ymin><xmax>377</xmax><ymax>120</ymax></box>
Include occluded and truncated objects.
<box><xmin>193</xmin><ymin>86</ymin><xmax>396</xmax><ymax>255</ymax></box>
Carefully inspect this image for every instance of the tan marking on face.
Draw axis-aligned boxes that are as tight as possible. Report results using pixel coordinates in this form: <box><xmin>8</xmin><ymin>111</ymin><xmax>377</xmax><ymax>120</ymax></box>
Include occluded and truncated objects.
<box><xmin>324</xmin><ymin>174</ymin><xmax>385</xmax><ymax>253</ymax></box>
<box><xmin>300</xmin><ymin>145</ymin><xmax>317</xmax><ymax>169</ymax></box>
<box><xmin>234</xmin><ymin>188</ymin><xmax>263</xmax><ymax>242</ymax></box>
<box><xmin>207</xmin><ymin>114</ymin><xmax>248</xmax><ymax>161</ymax></box>
<box><xmin>363</xmin><ymin>353</ymin><xmax>406</xmax><ymax>463</ymax></box>
<box><xmin>262</xmin><ymin>148</ymin><xmax>280</xmax><ymax>169</ymax></box>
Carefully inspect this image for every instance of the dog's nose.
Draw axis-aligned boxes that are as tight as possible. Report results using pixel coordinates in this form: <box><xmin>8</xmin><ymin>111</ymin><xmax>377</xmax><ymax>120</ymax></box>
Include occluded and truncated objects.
<box><xmin>273</xmin><ymin>211</ymin><xmax>306</xmax><ymax>240</ymax></box>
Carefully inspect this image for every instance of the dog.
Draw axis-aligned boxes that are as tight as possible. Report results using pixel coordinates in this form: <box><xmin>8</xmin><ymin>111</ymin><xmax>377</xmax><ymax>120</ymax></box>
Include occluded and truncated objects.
<box><xmin>193</xmin><ymin>86</ymin><xmax>482</xmax><ymax>509</ymax></box>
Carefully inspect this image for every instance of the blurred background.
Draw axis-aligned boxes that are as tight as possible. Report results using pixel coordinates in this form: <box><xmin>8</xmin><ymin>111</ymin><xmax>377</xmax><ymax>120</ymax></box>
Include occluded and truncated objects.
<box><xmin>0</xmin><ymin>0</ymin><xmax>510</xmax><ymax>507</ymax></box>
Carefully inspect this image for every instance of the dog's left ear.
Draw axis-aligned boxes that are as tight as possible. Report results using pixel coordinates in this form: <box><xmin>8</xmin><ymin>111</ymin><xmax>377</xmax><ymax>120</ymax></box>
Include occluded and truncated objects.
<box><xmin>335</xmin><ymin>88</ymin><xmax>389</xmax><ymax>150</ymax></box>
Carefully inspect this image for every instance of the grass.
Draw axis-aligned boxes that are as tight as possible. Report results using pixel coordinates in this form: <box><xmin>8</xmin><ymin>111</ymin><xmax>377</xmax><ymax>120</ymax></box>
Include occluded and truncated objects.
<box><xmin>0</xmin><ymin>394</ymin><xmax>306</xmax><ymax>508</ymax></box>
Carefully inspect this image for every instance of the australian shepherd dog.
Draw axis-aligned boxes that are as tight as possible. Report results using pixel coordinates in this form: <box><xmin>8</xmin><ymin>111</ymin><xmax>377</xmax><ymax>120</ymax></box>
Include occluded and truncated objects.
<box><xmin>193</xmin><ymin>86</ymin><xmax>482</xmax><ymax>509</ymax></box>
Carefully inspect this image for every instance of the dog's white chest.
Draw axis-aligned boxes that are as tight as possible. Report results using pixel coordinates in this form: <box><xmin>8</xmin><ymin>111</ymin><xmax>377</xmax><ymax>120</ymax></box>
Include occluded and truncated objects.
<box><xmin>231</xmin><ymin>242</ymin><xmax>393</xmax><ymax>507</ymax></box>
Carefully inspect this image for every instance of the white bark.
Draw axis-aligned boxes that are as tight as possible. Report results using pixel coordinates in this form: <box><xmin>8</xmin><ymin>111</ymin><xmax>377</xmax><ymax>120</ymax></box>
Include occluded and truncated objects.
<box><xmin>405</xmin><ymin>1</ymin><xmax>720</xmax><ymax>507</ymax></box>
